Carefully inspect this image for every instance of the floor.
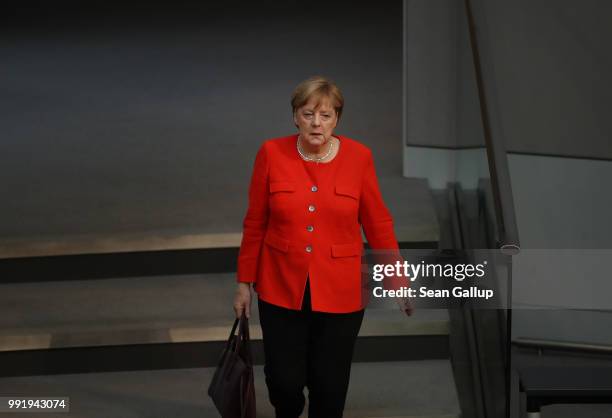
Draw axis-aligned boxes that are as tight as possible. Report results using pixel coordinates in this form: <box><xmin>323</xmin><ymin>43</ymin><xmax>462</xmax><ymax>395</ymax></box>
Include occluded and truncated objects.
<box><xmin>0</xmin><ymin>361</ymin><xmax>460</xmax><ymax>418</ymax></box>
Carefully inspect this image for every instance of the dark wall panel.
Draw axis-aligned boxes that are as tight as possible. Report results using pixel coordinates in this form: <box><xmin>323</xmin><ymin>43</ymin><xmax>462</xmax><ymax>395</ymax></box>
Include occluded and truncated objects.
<box><xmin>0</xmin><ymin>1</ymin><xmax>403</xmax><ymax>239</ymax></box>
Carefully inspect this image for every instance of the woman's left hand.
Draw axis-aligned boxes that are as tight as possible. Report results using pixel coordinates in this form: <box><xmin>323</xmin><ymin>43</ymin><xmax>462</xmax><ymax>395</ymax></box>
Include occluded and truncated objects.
<box><xmin>396</xmin><ymin>296</ymin><xmax>414</xmax><ymax>316</ymax></box>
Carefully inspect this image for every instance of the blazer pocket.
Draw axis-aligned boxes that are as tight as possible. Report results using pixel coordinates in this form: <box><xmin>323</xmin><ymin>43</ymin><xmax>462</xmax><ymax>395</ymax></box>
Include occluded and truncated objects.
<box><xmin>270</xmin><ymin>181</ymin><xmax>296</xmax><ymax>194</ymax></box>
<box><xmin>334</xmin><ymin>184</ymin><xmax>360</xmax><ymax>200</ymax></box>
<box><xmin>264</xmin><ymin>231</ymin><xmax>290</xmax><ymax>253</ymax></box>
<box><xmin>331</xmin><ymin>242</ymin><xmax>363</xmax><ymax>258</ymax></box>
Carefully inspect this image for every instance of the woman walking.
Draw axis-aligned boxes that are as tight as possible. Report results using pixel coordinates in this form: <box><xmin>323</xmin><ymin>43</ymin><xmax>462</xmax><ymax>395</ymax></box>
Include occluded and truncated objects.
<box><xmin>234</xmin><ymin>76</ymin><xmax>412</xmax><ymax>418</ymax></box>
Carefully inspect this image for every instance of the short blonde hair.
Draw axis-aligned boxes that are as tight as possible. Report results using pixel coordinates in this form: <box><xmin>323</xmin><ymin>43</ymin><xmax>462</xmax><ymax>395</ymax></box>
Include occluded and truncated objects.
<box><xmin>291</xmin><ymin>76</ymin><xmax>344</xmax><ymax>121</ymax></box>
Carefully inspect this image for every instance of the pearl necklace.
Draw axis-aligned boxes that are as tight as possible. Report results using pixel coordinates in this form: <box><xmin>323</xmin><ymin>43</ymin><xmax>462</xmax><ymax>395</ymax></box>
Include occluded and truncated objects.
<box><xmin>297</xmin><ymin>135</ymin><xmax>334</xmax><ymax>163</ymax></box>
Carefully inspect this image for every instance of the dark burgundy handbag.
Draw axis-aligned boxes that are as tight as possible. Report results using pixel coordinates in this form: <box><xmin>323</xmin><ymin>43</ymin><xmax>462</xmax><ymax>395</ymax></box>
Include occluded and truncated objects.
<box><xmin>207</xmin><ymin>313</ymin><xmax>256</xmax><ymax>418</ymax></box>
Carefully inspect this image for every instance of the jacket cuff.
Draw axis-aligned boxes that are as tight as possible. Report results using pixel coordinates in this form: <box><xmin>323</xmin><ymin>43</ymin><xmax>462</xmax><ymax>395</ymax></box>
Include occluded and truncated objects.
<box><xmin>236</xmin><ymin>257</ymin><xmax>258</xmax><ymax>283</ymax></box>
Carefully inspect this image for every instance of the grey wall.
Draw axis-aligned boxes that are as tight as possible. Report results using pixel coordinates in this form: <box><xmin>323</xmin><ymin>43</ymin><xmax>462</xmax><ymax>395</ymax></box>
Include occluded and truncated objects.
<box><xmin>402</xmin><ymin>0</ymin><xmax>612</xmax><ymax>346</ymax></box>
<box><xmin>405</xmin><ymin>0</ymin><xmax>460</xmax><ymax>148</ymax></box>
<box><xmin>509</xmin><ymin>154</ymin><xmax>612</xmax><ymax>249</ymax></box>
<box><xmin>0</xmin><ymin>1</ymin><xmax>403</xmax><ymax>239</ymax></box>
<box><xmin>403</xmin><ymin>0</ymin><xmax>487</xmax><ymax>189</ymax></box>
<box><xmin>405</xmin><ymin>0</ymin><xmax>612</xmax><ymax>158</ymax></box>
<box><xmin>509</xmin><ymin>154</ymin><xmax>612</xmax><ymax>343</ymax></box>
<box><xmin>472</xmin><ymin>0</ymin><xmax>612</xmax><ymax>344</ymax></box>
<box><xmin>404</xmin><ymin>0</ymin><xmax>484</xmax><ymax>149</ymax></box>
<box><xmin>471</xmin><ymin>0</ymin><xmax>612</xmax><ymax>159</ymax></box>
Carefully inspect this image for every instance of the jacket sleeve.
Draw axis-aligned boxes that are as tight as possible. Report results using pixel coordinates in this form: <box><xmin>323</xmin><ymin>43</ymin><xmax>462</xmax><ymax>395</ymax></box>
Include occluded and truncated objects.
<box><xmin>359</xmin><ymin>150</ymin><xmax>409</xmax><ymax>290</ymax></box>
<box><xmin>237</xmin><ymin>142</ymin><xmax>270</xmax><ymax>283</ymax></box>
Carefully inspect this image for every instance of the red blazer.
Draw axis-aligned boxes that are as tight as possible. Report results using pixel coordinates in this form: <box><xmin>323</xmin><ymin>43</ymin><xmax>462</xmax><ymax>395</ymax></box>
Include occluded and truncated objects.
<box><xmin>237</xmin><ymin>134</ymin><xmax>405</xmax><ymax>313</ymax></box>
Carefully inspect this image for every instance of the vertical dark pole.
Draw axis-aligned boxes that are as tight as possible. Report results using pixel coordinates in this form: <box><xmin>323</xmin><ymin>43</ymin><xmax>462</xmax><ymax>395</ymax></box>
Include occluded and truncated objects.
<box><xmin>463</xmin><ymin>1</ymin><xmax>516</xmax><ymax>417</ymax></box>
<box><xmin>462</xmin><ymin>0</ymin><xmax>504</xmax><ymax>244</ymax></box>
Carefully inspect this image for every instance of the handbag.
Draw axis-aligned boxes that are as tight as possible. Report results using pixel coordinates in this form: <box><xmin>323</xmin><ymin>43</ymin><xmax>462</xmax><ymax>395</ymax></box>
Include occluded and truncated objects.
<box><xmin>207</xmin><ymin>312</ymin><xmax>256</xmax><ymax>418</ymax></box>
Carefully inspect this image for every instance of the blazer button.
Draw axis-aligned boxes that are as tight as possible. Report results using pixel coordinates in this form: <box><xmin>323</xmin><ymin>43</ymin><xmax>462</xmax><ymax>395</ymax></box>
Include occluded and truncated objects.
<box><xmin>306</xmin><ymin>225</ymin><xmax>314</xmax><ymax>232</ymax></box>
<box><xmin>308</xmin><ymin>204</ymin><xmax>316</xmax><ymax>212</ymax></box>
<box><xmin>305</xmin><ymin>245</ymin><xmax>312</xmax><ymax>253</ymax></box>
<box><xmin>311</xmin><ymin>185</ymin><xmax>318</xmax><ymax>192</ymax></box>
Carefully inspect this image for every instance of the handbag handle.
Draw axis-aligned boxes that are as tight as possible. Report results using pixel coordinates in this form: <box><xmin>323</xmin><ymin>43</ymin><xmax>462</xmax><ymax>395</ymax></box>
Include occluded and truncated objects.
<box><xmin>228</xmin><ymin>317</ymin><xmax>240</xmax><ymax>344</ymax></box>
<box><xmin>231</xmin><ymin>313</ymin><xmax>249</xmax><ymax>352</ymax></box>
<box><xmin>238</xmin><ymin>313</ymin><xmax>254</xmax><ymax>418</ymax></box>
<box><xmin>238</xmin><ymin>312</ymin><xmax>252</xmax><ymax>365</ymax></box>
<box><xmin>225</xmin><ymin>312</ymin><xmax>251</xmax><ymax>377</ymax></box>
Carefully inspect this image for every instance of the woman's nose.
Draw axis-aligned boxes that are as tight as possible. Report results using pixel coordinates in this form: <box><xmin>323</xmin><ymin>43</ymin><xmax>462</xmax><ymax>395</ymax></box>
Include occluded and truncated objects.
<box><xmin>311</xmin><ymin>115</ymin><xmax>321</xmax><ymax>126</ymax></box>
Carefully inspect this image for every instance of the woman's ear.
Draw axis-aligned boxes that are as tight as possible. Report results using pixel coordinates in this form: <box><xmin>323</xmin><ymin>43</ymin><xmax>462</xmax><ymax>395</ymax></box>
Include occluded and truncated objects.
<box><xmin>293</xmin><ymin>111</ymin><xmax>299</xmax><ymax>128</ymax></box>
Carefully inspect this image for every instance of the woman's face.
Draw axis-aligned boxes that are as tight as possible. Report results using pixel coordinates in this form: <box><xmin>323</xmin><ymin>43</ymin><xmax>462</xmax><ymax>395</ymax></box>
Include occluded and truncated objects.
<box><xmin>293</xmin><ymin>96</ymin><xmax>338</xmax><ymax>147</ymax></box>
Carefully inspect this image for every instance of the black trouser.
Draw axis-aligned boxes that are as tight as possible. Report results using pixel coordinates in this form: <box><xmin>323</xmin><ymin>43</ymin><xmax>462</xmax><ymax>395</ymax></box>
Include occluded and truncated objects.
<box><xmin>257</xmin><ymin>276</ymin><xmax>365</xmax><ymax>418</ymax></box>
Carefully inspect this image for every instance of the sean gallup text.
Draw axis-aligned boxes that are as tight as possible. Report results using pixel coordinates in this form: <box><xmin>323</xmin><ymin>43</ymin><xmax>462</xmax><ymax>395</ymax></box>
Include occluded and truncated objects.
<box><xmin>373</xmin><ymin>286</ymin><xmax>494</xmax><ymax>300</ymax></box>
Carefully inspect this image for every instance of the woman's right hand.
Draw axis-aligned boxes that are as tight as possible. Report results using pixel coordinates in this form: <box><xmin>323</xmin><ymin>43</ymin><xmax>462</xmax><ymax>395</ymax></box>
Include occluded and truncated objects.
<box><xmin>234</xmin><ymin>282</ymin><xmax>253</xmax><ymax>319</ymax></box>
<box><xmin>396</xmin><ymin>296</ymin><xmax>414</xmax><ymax>316</ymax></box>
